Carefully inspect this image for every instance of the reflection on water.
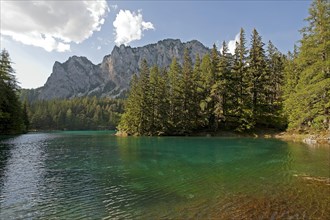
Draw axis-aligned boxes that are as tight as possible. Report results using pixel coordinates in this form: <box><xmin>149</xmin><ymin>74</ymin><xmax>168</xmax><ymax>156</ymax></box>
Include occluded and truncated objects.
<box><xmin>0</xmin><ymin>132</ymin><xmax>329</xmax><ymax>219</ymax></box>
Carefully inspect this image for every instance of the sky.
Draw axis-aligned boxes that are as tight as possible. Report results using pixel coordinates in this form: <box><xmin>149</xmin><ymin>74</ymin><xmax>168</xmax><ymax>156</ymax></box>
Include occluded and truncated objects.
<box><xmin>0</xmin><ymin>0</ymin><xmax>312</xmax><ymax>89</ymax></box>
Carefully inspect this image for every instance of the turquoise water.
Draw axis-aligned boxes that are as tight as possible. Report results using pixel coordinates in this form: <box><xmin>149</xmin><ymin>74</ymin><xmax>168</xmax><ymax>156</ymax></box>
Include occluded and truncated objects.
<box><xmin>0</xmin><ymin>131</ymin><xmax>329</xmax><ymax>219</ymax></box>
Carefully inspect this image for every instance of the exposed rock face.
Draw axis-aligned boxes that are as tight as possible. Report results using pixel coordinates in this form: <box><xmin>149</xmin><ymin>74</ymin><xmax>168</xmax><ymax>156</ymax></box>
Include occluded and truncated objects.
<box><xmin>38</xmin><ymin>56</ymin><xmax>107</xmax><ymax>100</ymax></box>
<box><xmin>37</xmin><ymin>39</ymin><xmax>210</xmax><ymax>100</ymax></box>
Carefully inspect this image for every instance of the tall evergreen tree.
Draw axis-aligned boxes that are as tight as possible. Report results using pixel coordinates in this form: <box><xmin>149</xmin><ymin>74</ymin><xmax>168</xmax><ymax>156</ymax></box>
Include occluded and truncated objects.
<box><xmin>211</xmin><ymin>44</ymin><xmax>220</xmax><ymax>83</ymax></box>
<box><xmin>264</xmin><ymin>41</ymin><xmax>287</xmax><ymax>129</ymax></box>
<box><xmin>208</xmin><ymin>44</ymin><xmax>220</xmax><ymax>130</ymax></box>
<box><xmin>247</xmin><ymin>29</ymin><xmax>268</xmax><ymax>126</ymax></box>
<box><xmin>284</xmin><ymin>0</ymin><xmax>330</xmax><ymax>130</ymax></box>
<box><xmin>192</xmin><ymin>54</ymin><xmax>205</xmax><ymax>128</ymax></box>
<box><xmin>199</xmin><ymin>54</ymin><xmax>213</xmax><ymax>127</ymax></box>
<box><xmin>148</xmin><ymin>66</ymin><xmax>169</xmax><ymax>135</ymax></box>
<box><xmin>118</xmin><ymin>74</ymin><xmax>141</xmax><ymax>134</ymax></box>
<box><xmin>283</xmin><ymin>49</ymin><xmax>299</xmax><ymax>97</ymax></box>
<box><xmin>167</xmin><ymin>58</ymin><xmax>183</xmax><ymax>134</ymax></box>
<box><xmin>137</xmin><ymin>59</ymin><xmax>151</xmax><ymax>134</ymax></box>
<box><xmin>266</xmin><ymin>41</ymin><xmax>284</xmax><ymax>107</ymax></box>
<box><xmin>148</xmin><ymin>66</ymin><xmax>159</xmax><ymax>133</ymax></box>
<box><xmin>181</xmin><ymin>48</ymin><xmax>194</xmax><ymax>133</ymax></box>
<box><xmin>211</xmin><ymin>41</ymin><xmax>231</xmax><ymax>130</ymax></box>
<box><xmin>0</xmin><ymin>49</ymin><xmax>25</xmax><ymax>134</ymax></box>
<box><xmin>231</xmin><ymin>28</ymin><xmax>252</xmax><ymax>131</ymax></box>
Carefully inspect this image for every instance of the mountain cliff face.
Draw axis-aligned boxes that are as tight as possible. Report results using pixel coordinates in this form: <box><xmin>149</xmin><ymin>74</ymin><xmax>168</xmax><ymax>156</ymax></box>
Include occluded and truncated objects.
<box><xmin>35</xmin><ymin>39</ymin><xmax>210</xmax><ymax>100</ymax></box>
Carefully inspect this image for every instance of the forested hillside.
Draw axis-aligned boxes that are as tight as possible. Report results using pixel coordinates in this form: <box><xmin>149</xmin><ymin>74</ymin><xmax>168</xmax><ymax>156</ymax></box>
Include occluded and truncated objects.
<box><xmin>118</xmin><ymin>0</ymin><xmax>329</xmax><ymax>136</ymax></box>
<box><xmin>26</xmin><ymin>97</ymin><xmax>123</xmax><ymax>130</ymax></box>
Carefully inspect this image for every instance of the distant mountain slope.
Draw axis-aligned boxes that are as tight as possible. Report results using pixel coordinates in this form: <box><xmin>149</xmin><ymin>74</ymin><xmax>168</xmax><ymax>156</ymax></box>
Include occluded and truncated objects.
<box><xmin>25</xmin><ymin>39</ymin><xmax>211</xmax><ymax>101</ymax></box>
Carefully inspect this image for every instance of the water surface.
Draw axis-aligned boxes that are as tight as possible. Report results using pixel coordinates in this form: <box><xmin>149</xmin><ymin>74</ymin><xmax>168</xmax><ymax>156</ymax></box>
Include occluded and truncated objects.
<box><xmin>0</xmin><ymin>131</ymin><xmax>329</xmax><ymax>219</ymax></box>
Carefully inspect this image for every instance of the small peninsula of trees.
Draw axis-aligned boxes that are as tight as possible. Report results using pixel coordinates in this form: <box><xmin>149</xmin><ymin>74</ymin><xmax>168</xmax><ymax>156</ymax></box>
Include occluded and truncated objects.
<box><xmin>118</xmin><ymin>0</ymin><xmax>329</xmax><ymax>136</ymax></box>
<box><xmin>118</xmin><ymin>29</ymin><xmax>286</xmax><ymax>135</ymax></box>
<box><xmin>0</xmin><ymin>49</ymin><xmax>29</xmax><ymax>134</ymax></box>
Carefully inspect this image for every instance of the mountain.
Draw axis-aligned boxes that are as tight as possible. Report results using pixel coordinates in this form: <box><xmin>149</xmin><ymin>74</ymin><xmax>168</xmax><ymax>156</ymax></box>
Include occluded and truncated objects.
<box><xmin>24</xmin><ymin>39</ymin><xmax>211</xmax><ymax>101</ymax></box>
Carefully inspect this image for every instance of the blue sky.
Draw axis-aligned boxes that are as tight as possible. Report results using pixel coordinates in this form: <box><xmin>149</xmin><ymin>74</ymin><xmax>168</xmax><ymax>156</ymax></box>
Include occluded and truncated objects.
<box><xmin>1</xmin><ymin>0</ymin><xmax>311</xmax><ymax>89</ymax></box>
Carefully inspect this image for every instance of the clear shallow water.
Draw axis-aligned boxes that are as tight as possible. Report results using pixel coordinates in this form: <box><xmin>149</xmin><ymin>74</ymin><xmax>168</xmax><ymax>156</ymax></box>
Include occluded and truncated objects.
<box><xmin>0</xmin><ymin>131</ymin><xmax>329</xmax><ymax>219</ymax></box>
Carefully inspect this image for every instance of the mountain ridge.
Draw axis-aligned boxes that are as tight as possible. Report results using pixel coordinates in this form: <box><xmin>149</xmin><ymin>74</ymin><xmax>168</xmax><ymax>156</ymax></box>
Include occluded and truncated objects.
<box><xmin>23</xmin><ymin>39</ymin><xmax>211</xmax><ymax>101</ymax></box>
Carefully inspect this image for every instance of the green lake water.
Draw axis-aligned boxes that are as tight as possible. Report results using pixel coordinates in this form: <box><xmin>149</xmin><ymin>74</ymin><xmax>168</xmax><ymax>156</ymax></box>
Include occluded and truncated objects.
<box><xmin>0</xmin><ymin>131</ymin><xmax>329</xmax><ymax>219</ymax></box>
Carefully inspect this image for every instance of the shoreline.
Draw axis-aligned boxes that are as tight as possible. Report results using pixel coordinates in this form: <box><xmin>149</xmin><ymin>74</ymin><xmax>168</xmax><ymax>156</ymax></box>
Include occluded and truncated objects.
<box><xmin>116</xmin><ymin>129</ymin><xmax>330</xmax><ymax>146</ymax></box>
<box><xmin>274</xmin><ymin>131</ymin><xmax>330</xmax><ymax>146</ymax></box>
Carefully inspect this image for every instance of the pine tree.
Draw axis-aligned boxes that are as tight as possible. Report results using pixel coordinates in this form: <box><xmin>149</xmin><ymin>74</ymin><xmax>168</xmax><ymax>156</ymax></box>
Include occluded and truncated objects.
<box><xmin>192</xmin><ymin>54</ymin><xmax>205</xmax><ymax>128</ymax></box>
<box><xmin>181</xmin><ymin>48</ymin><xmax>194</xmax><ymax>133</ymax></box>
<box><xmin>284</xmin><ymin>0</ymin><xmax>330</xmax><ymax>130</ymax></box>
<box><xmin>211</xmin><ymin>44</ymin><xmax>220</xmax><ymax>83</ymax></box>
<box><xmin>148</xmin><ymin>66</ymin><xmax>158</xmax><ymax>133</ymax></box>
<box><xmin>265</xmin><ymin>41</ymin><xmax>286</xmax><ymax>129</ymax></box>
<box><xmin>211</xmin><ymin>41</ymin><xmax>231</xmax><ymax>130</ymax></box>
<box><xmin>117</xmin><ymin>74</ymin><xmax>141</xmax><ymax>135</ymax></box>
<box><xmin>167</xmin><ymin>58</ymin><xmax>183</xmax><ymax>134</ymax></box>
<box><xmin>283</xmin><ymin>47</ymin><xmax>300</xmax><ymax>97</ymax></box>
<box><xmin>156</xmin><ymin>67</ymin><xmax>170</xmax><ymax>134</ymax></box>
<box><xmin>231</xmin><ymin>28</ymin><xmax>252</xmax><ymax>131</ymax></box>
<box><xmin>208</xmin><ymin>44</ymin><xmax>220</xmax><ymax>130</ymax></box>
<box><xmin>0</xmin><ymin>49</ymin><xmax>25</xmax><ymax>134</ymax></box>
<box><xmin>266</xmin><ymin>41</ymin><xmax>284</xmax><ymax>106</ymax></box>
<box><xmin>247</xmin><ymin>29</ymin><xmax>268</xmax><ymax>127</ymax></box>
<box><xmin>199</xmin><ymin>54</ymin><xmax>212</xmax><ymax>126</ymax></box>
<box><xmin>138</xmin><ymin>59</ymin><xmax>151</xmax><ymax>134</ymax></box>
<box><xmin>148</xmin><ymin>66</ymin><xmax>169</xmax><ymax>135</ymax></box>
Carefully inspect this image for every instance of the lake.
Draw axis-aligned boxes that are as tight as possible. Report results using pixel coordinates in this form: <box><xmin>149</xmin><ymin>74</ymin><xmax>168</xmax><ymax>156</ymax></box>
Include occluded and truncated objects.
<box><xmin>0</xmin><ymin>131</ymin><xmax>329</xmax><ymax>219</ymax></box>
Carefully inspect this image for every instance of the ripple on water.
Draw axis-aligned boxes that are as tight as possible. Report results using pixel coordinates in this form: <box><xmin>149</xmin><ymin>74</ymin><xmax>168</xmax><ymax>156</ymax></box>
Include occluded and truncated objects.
<box><xmin>0</xmin><ymin>133</ymin><xmax>329</xmax><ymax>219</ymax></box>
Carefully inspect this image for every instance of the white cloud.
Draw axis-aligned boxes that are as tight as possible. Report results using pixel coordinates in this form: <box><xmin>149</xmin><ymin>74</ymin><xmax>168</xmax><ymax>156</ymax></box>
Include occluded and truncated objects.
<box><xmin>0</xmin><ymin>1</ymin><xmax>109</xmax><ymax>52</ymax></box>
<box><xmin>97</xmin><ymin>46</ymin><xmax>102</xmax><ymax>50</ymax></box>
<box><xmin>57</xmin><ymin>42</ymin><xmax>71</xmax><ymax>52</ymax></box>
<box><xmin>113</xmin><ymin>9</ymin><xmax>154</xmax><ymax>46</ymax></box>
<box><xmin>227</xmin><ymin>33</ymin><xmax>240</xmax><ymax>55</ymax></box>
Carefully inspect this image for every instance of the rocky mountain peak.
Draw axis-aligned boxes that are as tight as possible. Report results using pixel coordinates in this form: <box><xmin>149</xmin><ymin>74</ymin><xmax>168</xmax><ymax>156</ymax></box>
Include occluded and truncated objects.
<box><xmin>34</xmin><ymin>39</ymin><xmax>211</xmax><ymax>100</ymax></box>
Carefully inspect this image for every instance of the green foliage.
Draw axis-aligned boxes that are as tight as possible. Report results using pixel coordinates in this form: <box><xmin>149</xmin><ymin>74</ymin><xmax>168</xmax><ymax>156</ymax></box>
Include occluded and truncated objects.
<box><xmin>167</xmin><ymin>58</ymin><xmax>184</xmax><ymax>134</ymax></box>
<box><xmin>211</xmin><ymin>41</ymin><xmax>232</xmax><ymax>129</ymax></box>
<box><xmin>149</xmin><ymin>66</ymin><xmax>169</xmax><ymax>134</ymax></box>
<box><xmin>118</xmin><ymin>60</ymin><xmax>163</xmax><ymax>135</ymax></box>
<box><xmin>0</xmin><ymin>49</ymin><xmax>26</xmax><ymax>134</ymax></box>
<box><xmin>22</xmin><ymin>101</ymin><xmax>30</xmax><ymax>130</ymax></box>
<box><xmin>247</xmin><ymin>29</ymin><xmax>268</xmax><ymax>122</ymax></box>
<box><xmin>283</xmin><ymin>0</ymin><xmax>330</xmax><ymax>131</ymax></box>
<box><xmin>27</xmin><ymin>97</ymin><xmax>123</xmax><ymax>130</ymax></box>
<box><xmin>118</xmin><ymin>28</ymin><xmax>288</xmax><ymax>135</ymax></box>
<box><xmin>181</xmin><ymin>48</ymin><xmax>195</xmax><ymax>133</ymax></box>
<box><xmin>118</xmin><ymin>74</ymin><xmax>141</xmax><ymax>134</ymax></box>
<box><xmin>232</xmin><ymin>28</ymin><xmax>250</xmax><ymax>131</ymax></box>
<box><xmin>199</xmin><ymin>54</ymin><xmax>214</xmax><ymax>127</ymax></box>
